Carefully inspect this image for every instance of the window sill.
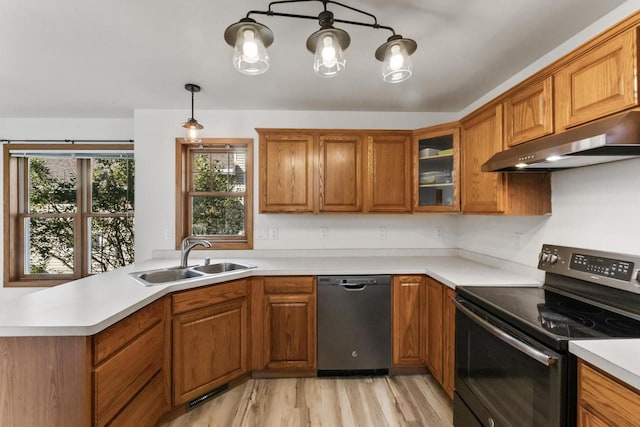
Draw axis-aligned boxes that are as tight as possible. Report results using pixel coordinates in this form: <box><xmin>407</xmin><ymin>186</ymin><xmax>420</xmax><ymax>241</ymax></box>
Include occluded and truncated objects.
<box><xmin>6</xmin><ymin>279</ymin><xmax>71</xmax><ymax>288</ymax></box>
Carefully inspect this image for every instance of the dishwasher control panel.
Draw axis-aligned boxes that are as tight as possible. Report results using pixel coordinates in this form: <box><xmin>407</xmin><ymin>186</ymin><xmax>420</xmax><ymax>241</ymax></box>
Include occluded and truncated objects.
<box><xmin>318</xmin><ymin>275</ymin><xmax>390</xmax><ymax>286</ymax></box>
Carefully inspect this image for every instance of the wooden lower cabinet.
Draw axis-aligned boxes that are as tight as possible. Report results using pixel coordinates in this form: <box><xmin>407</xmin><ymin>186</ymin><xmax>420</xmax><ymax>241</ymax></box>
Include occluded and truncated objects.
<box><xmin>92</xmin><ymin>297</ymin><xmax>170</xmax><ymax>427</ymax></box>
<box><xmin>424</xmin><ymin>277</ymin><xmax>456</xmax><ymax>399</ymax></box>
<box><xmin>172</xmin><ymin>280</ymin><xmax>249</xmax><ymax>405</ymax></box>
<box><xmin>392</xmin><ymin>275</ymin><xmax>426</xmax><ymax>366</ymax></box>
<box><xmin>578</xmin><ymin>360</ymin><xmax>640</xmax><ymax>427</ymax></box>
<box><xmin>426</xmin><ymin>278</ymin><xmax>444</xmax><ymax>384</ymax></box>
<box><xmin>0</xmin><ymin>336</ymin><xmax>92</xmax><ymax>427</ymax></box>
<box><xmin>0</xmin><ymin>298</ymin><xmax>172</xmax><ymax>427</ymax></box>
<box><xmin>442</xmin><ymin>287</ymin><xmax>456</xmax><ymax>399</ymax></box>
<box><xmin>261</xmin><ymin>276</ymin><xmax>317</xmax><ymax>371</ymax></box>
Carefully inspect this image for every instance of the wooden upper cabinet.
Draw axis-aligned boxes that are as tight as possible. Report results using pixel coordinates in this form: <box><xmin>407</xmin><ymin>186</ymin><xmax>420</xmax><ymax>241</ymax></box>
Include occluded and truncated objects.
<box><xmin>413</xmin><ymin>124</ymin><xmax>461</xmax><ymax>212</ymax></box>
<box><xmin>503</xmin><ymin>77</ymin><xmax>554</xmax><ymax>146</ymax></box>
<box><xmin>392</xmin><ymin>275</ymin><xmax>425</xmax><ymax>367</ymax></box>
<box><xmin>258</xmin><ymin>129</ymin><xmax>411</xmax><ymax>213</ymax></box>
<box><xmin>461</xmin><ymin>105</ymin><xmax>505</xmax><ymax>213</ymax></box>
<box><xmin>258</xmin><ymin>131</ymin><xmax>315</xmax><ymax>213</ymax></box>
<box><xmin>462</xmin><ymin>105</ymin><xmax>552</xmax><ymax>215</ymax></box>
<box><xmin>556</xmin><ymin>28</ymin><xmax>638</xmax><ymax>129</ymax></box>
<box><xmin>366</xmin><ymin>133</ymin><xmax>412</xmax><ymax>213</ymax></box>
<box><xmin>319</xmin><ymin>133</ymin><xmax>363</xmax><ymax>212</ymax></box>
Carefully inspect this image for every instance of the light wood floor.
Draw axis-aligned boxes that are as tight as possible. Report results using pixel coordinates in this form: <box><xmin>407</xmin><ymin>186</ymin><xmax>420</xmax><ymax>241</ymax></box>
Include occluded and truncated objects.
<box><xmin>161</xmin><ymin>375</ymin><xmax>453</xmax><ymax>427</ymax></box>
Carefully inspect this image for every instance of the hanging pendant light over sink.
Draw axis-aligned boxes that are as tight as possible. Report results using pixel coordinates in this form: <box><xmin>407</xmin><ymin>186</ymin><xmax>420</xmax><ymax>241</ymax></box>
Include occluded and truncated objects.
<box><xmin>182</xmin><ymin>83</ymin><xmax>203</xmax><ymax>143</ymax></box>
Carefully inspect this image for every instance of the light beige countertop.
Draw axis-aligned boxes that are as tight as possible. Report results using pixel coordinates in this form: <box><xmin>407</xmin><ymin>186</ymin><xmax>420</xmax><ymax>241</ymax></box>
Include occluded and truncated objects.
<box><xmin>569</xmin><ymin>339</ymin><xmax>640</xmax><ymax>391</ymax></box>
<box><xmin>0</xmin><ymin>252</ymin><xmax>541</xmax><ymax>337</ymax></box>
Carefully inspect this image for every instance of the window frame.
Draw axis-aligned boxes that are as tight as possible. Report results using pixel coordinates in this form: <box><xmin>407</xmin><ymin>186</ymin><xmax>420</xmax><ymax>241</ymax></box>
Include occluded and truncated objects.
<box><xmin>3</xmin><ymin>143</ymin><xmax>134</xmax><ymax>287</ymax></box>
<box><xmin>175</xmin><ymin>138</ymin><xmax>253</xmax><ymax>250</ymax></box>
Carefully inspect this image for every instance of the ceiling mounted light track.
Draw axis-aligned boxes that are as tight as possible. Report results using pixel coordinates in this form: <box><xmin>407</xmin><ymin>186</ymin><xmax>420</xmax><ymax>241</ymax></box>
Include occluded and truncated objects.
<box><xmin>224</xmin><ymin>0</ymin><xmax>417</xmax><ymax>83</ymax></box>
<box><xmin>182</xmin><ymin>83</ymin><xmax>204</xmax><ymax>143</ymax></box>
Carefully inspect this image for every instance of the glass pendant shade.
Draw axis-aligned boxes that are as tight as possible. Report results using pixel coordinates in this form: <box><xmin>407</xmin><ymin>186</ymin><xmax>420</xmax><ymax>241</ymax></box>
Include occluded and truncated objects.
<box><xmin>381</xmin><ymin>42</ymin><xmax>412</xmax><ymax>83</ymax></box>
<box><xmin>232</xmin><ymin>27</ymin><xmax>270</xmax><ymax>75</ymax></box>
<box><xmin>183</xmin><ymin>118</ymin><xmax>203</xmax><ymax>143</ymax></box>
<box><xmin>312</xmin><ymin>31</ymin><xmax>346</xmax><ymax>78</ymax></box>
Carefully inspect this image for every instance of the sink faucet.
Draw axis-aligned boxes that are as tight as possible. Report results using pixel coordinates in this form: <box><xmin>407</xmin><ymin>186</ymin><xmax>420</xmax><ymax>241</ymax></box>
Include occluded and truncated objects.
<box><xmin>180</xmin><ymin>237</ymin><xmax>212</xmax><ymax>268</ymax></box>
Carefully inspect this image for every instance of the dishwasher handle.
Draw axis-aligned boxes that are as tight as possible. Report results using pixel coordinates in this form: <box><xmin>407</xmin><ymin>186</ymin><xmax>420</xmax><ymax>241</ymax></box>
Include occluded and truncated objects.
<box><xmin>338</xmin><ymin>282</ymin><xmax>367</xmax><ymax>291</ymax></box>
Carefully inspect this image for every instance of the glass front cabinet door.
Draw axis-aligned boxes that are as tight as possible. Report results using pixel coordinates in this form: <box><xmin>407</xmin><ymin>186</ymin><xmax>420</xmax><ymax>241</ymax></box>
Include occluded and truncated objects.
<box><xmin>413</xmin><ymin>125</ymin><xmax>460</xmax><ymax>212</ymax></box>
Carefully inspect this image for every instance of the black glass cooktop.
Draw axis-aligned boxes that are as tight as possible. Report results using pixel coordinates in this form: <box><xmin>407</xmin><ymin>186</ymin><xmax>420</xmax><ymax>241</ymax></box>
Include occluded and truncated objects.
<box><xmin>456</xmin><ymin>286</ymin><xmax>640</xmax><ymax>350</ymax></box>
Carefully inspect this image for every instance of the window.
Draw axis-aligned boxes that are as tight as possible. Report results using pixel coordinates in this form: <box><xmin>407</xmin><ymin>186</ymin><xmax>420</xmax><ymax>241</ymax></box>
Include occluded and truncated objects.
<box><xmin>176</xmin><ymin>138</ymin><xmax>253</xmax><ymax>249</ymax></box>
<box><xmin>4</xmin><ymin>144</ymin><xmax>134</xmax><ymax>286</ymax></box>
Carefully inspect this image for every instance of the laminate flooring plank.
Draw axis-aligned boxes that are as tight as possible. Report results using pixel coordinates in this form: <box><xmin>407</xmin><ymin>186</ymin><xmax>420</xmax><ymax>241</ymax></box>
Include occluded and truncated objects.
<box><xmin>161</xmin><ymin>375</ymin><xmax>453</xmax><ymax>427</ymax></box>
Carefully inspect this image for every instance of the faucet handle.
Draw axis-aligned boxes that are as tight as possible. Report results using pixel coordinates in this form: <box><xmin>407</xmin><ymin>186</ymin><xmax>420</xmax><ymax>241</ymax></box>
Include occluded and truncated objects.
<box><xmin>180</xmin><ymin>236</ymin><xmax>191</xmax><ymax>250</ymax></box>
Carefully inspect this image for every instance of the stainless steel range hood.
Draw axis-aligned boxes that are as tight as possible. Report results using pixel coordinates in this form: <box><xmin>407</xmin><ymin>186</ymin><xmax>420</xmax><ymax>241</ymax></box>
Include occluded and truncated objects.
<box><xmin>482</xmin><ymin>111</ymin><xmax>640</xmax><ymax>172</ymax></box>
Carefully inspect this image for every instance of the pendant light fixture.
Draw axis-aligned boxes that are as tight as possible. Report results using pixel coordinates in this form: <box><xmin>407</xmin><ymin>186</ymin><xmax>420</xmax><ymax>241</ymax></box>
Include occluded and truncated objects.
<box><xmin>182</xmin><ymin>83</ymin><xmax>203</xmax><ymax>143</ymax></box>
<box><xmin>306</xmin><ymin>11</ymin><xmax>349</xmax><ymax>78</ymax></box>
<box><xmin>224</xmin><ymin>18</ymin><xmax>273</xmax><ymax>75</ymax></box>
<box><xmin>375</xmin><ymin>35</ymin><xmax>417</xmax><ymax>83</ymax></box>
<box><xmin>224</xmin><ymin>0</ymin><xmax>417</xmax><ymax>82</ymax></box>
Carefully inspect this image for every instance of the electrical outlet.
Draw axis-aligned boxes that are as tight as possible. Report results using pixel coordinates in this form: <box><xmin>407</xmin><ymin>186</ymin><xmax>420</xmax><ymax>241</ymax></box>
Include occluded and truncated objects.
<box><xmin>435</xmin><ymin>226</ymin><xmax>444</xmax><ymax>240</ymax></box>
<box><xmin>268</xmin><ymin>227</ymin><xmax>279</xmax><ymax>240</ymax></box>
<box><xmin>378</xmin><ymin>226</ymin><xmax>387</xmax><ymax>240</ymax></box>
<box><xmin>515</xmin><ymin>232</ymin><xmax>523</xmax><ymax>249</ymax></box>
<box><xmin>256</xmin><ymin>229</ymin><xmax>268</xmax><ymax>240</ymax></box>
<box><xmin>320</xmin><ymin>227</ymin><xmax>329</xmax><ymax>240</ymax></box>
<box><xmin>164</xmin><ymin>228</ymin><xmax>173</xmax><ymax>240</ymax></box>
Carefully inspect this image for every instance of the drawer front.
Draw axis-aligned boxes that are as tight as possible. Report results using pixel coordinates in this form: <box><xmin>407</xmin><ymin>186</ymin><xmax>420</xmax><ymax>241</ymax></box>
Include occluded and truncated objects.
<box><xmin>172</xmin><ymin>279</ymin><xmax>248</xmax><ymax>314</ymax></box>
<box><xmin>94</xmin><ymin>322</ymin><xmax>164</xmax><ymax>426</ymax></box>
<box><xmin>106</xmin><ymin>372</ymin><xmax>169</xmax><ymax>427</ymax></box>
<box><xmin>579</xmin><ymin>360</ymin><xmax>640</xmax><ymax>426</ymax></box>
<box><xmin>93</xmin><ymin>298</ymin><xmax>164</xmax><ymax>365</ymax></box>
<box><xmin>264</xmin><ymin>276</ymin><xmax>315</xmax><ymax>294</ymax></box>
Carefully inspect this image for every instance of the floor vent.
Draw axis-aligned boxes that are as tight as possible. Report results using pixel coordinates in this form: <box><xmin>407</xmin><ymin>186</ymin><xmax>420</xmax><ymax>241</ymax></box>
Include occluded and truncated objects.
<box><xmin>188</xmin><ymin>383</ymin><xmax>230</xmax><ymax>410</ymax></box>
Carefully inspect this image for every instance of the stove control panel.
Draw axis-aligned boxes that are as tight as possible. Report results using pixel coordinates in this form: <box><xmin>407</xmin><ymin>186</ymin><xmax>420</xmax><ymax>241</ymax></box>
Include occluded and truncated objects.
<box><xmin>569</xmin><ymin>253</ymin><xmax>633</xmax><ymax>281</ymax></box>
<box><xmin>538</xmin><ymin>244</ymin><xmax>640</xmax><ymax>294</ymax></box>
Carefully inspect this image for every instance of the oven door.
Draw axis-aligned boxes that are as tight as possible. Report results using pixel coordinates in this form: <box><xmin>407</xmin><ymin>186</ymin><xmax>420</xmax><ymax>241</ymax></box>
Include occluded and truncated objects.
<box><xmin>454</xmin><ymin>298</ymin><xmax>566</xmax><ymax>427</ymax></box>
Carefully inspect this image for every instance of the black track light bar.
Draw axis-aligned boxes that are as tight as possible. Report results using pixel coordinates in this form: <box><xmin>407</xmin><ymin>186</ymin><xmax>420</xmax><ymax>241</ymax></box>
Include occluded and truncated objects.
<box><xmin>245</xmin><ymin>0</ymin><xmax>397</xmax><ymax>35</ymax></box>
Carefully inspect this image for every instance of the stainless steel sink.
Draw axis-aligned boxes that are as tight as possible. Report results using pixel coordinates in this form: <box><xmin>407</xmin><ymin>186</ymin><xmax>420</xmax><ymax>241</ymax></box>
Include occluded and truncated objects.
<box><xmin>192</xmin><ymin>262</ymin><xmax>250</xmax><ymax>275</ymax></box>
<box><xmin>134</xmin><ymin>267</ymin><xmax>204</xmax><ymax>284</ymax></box>
<box><xmin>130</xmin><ymin>262</ymin><xmax>255</xmax><ymax>286</ymax></box>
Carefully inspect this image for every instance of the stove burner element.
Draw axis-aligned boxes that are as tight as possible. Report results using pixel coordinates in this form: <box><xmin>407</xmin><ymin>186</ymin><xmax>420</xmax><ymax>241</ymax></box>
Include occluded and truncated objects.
<box><xmin>604</xmin><ymin>317</ymin><xmax>640</xmax><ymax>333</ymax></box>
<box><xmin>537</xmin><ymin>304</ymin><xmax>596</xmax><ymax>336</ymax></box>
<box><xmin>556</xmin><ymin>300</ymin><xmax>604</xmax><ymax>314</ymax></box>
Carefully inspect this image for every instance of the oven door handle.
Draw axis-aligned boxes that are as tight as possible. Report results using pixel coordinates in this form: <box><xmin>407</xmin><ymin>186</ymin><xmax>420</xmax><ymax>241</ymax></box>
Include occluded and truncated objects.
<box><xmin>455</xmin><ymin>300</ymin><xmax>558</xmax><ymax>367</ymax></box>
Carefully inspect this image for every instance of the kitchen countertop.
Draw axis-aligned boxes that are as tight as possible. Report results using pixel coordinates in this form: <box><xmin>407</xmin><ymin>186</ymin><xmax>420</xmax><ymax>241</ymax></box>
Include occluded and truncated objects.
<box><xmin>0</xmin><ymin>254</ymin><xmax>541</xmax><ymax>337</ymax></box>
<box><xmin>569</xmin><ymin>340</ymin><xmax>640</xmax><ymax>391</ymax></box>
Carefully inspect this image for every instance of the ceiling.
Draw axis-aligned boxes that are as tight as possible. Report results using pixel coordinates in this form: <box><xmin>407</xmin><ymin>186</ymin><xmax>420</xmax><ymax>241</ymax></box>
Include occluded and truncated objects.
<box><xmin>0</xmin><ymin>0</ymin><xmax>629</xmax><ymax>118</ymax></box>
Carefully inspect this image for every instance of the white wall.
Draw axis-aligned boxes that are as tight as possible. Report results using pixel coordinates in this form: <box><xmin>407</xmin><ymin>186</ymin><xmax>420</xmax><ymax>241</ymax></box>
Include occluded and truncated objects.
<box><xmin>134</xmin><ymin>109</ymin><xmax>459</xmax><ymax>261</ymax></box>
<box><xmin>458</xmin><ymin>158</ymin><xmax>640</xmax><ymax>266</ymax></box>
<box><xmin>0</xmin><ymin>118</ymin><xmax>134</xmax><ymax>287</ymax></box>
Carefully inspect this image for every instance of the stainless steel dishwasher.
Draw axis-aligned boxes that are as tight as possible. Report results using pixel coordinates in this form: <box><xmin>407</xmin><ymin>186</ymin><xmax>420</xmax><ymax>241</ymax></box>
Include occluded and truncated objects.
<box><xmin>317</xmin><ymin>275</ymin><xmax>391</xmax><ymax>375</ymax></box>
